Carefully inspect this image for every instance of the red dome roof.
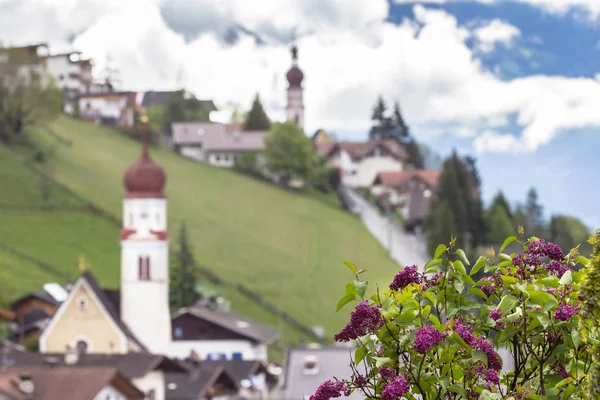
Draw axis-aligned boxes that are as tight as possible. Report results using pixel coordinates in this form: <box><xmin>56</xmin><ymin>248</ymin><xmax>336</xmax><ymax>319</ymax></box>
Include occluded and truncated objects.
<box><xmin>123</xmin><ymin>142</ymin><xmax>166</xmax><ymax>198</ymax></box>
<box><xmin>287</xmin><ymin>66</ymin><xmax>303</xmax><ymax>88</ymax></box>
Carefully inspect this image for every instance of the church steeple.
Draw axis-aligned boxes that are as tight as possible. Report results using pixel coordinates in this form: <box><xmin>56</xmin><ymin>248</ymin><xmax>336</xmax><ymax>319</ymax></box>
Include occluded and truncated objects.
<box><xmin>120</xmin><ymin>112</ymin><xmax>172</xmax><ymax>355</ymax></box>
<box><xmin>285</xmin><ymin>43</ymin><xmax>305</xmax><ymax>128</ymax></box>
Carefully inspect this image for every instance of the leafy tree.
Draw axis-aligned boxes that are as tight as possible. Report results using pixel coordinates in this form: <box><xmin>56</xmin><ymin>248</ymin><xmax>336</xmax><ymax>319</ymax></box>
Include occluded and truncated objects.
<box><xmin>0</xmin><ymin>48</ymin><xmax>62</xmax><ymax>144</ymax></box>
<box><xmin>264</xmin><ymin>121</ymin><xmax>319</xmax><ymax>184</ymax></box>
<box><xmin>549</xmin><ymin>215</ymin><xmax>591</xmax><ymax>254</ymax></box>
<box><xmin>244</xmin><ymin>94</ymin><xmax>271</xmax><ymax>131</ymax></box>
<box><xmin>485</xmin><ymin>204</ymin><xmax>514</xmax><ymax>244</ymax></box>
<box><xmin>233</xmin><ymin>151</ymin><xmax>259</xmax><ymax>175</ymax></box>
<box><xmin>169</xmin><ymin>222</ymin><xmax>201</xmax><ymax>311</ymax></box>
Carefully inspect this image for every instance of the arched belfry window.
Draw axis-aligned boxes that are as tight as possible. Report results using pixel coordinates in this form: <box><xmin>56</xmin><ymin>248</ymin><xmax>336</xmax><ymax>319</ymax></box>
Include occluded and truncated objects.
<box><xmin>138</xmin><ymin>256</ymin><xmax>151</xmax><ymax>280</ymax></box>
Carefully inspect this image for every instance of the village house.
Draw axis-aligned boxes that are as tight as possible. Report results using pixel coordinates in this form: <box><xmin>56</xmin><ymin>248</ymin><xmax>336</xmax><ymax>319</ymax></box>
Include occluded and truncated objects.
<box><xmin>171</xmin><ymin>122</ymin><xmax>267</xmax><ymax>167</ymax></box>
<box><xmin>370</xmin><ymin>169</ymin><xmax>441</xmax><ymax>229</ymax></box>
<box><xmin>280</xmin><ymin>343</ymin><xmax>364</xmax><ymax>400</ymax></box>
<box><xmin>170</xmin><ymin>299</ymin><xmax>280</xmax><ymax>361</ymax></box>
<box><xmin>0</xmin><ymin>364</ymin><xmax>144</xmax><ymax>400</ymax></box>
<box><xmin>77</xmin><ymin>91</ymin><xmax>137</xmax><ymax>127</ymax></box>
<box><xmin>0</xmin><ymin>43</ymin><xmax>51</xmax><ymax>89</ymax></box>
<box><xmin>44</xmin><ymin>51</ymin><xmax>93</xmax><ymax>114</ymax></box>
<box><xmin>323</xmin><ymin>140</ymin><xmax>409</xmax><ymax>188</ymax></box>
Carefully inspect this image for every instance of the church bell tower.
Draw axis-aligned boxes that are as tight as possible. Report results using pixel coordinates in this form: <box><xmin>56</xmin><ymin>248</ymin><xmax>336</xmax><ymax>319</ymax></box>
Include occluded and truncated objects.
<box><xmin>286</xmin><ymin>44</ymin><xmax>305</xmax><ymax>129</ymax></box>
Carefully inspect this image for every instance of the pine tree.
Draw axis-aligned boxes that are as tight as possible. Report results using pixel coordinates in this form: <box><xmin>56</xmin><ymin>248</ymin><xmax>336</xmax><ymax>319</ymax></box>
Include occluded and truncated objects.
<box><xmin>369</xmin><ymin>95</ymin><xmax>390</xmax><ymax>140</ymax></box>
<box><xmin>525</xmin><ymin>187</ymin><xmax>545</xmax><ymax>237</ymax></box>
<box><xmin>169</xmin><ymin>222</ymin><xmax>200</xmax><ymax>311</ymax></box>
<box><xmin>392</xmin><ymin>101</ymin><xmax>408</xmax><ymax>138</ymax></box>
<box><xmin>490</xmin><ymin>191</ymin><xmax>513</xmax><ymax>221</ymax></box>
<box><xmin>244</xmin><ymin>94</ymin><xmax>271</xmax><ymax>131</ymax></box>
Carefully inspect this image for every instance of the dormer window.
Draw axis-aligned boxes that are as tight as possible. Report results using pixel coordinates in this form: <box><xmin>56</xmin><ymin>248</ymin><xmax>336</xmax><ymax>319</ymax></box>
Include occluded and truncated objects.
<box><xmin>138</xmin><ymin>256</ymin><xmax>151</xmax><ymax>280</ymax></box>
<box><xmin>303</xmin><ymin>355</ymin><xmax>319</xmax><ymax>375</ymax></box>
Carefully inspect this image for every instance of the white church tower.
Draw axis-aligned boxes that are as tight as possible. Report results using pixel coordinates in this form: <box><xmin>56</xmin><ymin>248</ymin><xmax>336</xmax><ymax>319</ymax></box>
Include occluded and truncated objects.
<box><xmin>120</xmin><ymin>115</ymin><xmax>172</xmax><ymax>355</ymax></box>
<box><xmin>286</xmin><ymin>44</ymin><xmax>305</xmax><ymax>129</ymax></box>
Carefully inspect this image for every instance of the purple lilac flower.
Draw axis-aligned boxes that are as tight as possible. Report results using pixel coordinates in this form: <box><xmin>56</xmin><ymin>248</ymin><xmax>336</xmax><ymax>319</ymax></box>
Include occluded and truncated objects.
<box><xmin>546</xmin><ymin>260</ymin><xmax>571</xmax><ymax>278</ymax></box>
<box><xmin>379</xmin><ymin>366</ymin><xmax>396</xmax><ymax>381</ymax></box>
<box><xmin>353</xmin><ymin>374</ymin><xmax>367</xmax><ymax>388</ymax></box>
<box><xmin>474</xmin><ymin>338</ymin><xmax>503</xmax><ymax>371</ymax></box>
<box><xmin>422</xmin><ymin>272</ymin><xmax>443</xmax><ymax>290</ymax></box>
<box><xmin>413</xmin><ymin>326</ymin><xmax>445</xmax><ymax>354</ymax></box>
<box><xmin>390</xmin><ymin>265</ymin><xmax>422</xmax><ymax>291</ymax></box>
<box><xmin>546</xmin><ymin>332</ymin><xmax>560</xmax><ymax>344</ymax></box>
<box><xmin>554</xmin><ymin>365</ymin><xmax>569</xmax><ymax>379</ymax></box>
<box><xmin>452</xmin><ymin>320</ymin><xmax>477</xmax><ymax>346</ymax></box>
<box><xmin>480</xmin><ymin>277</ymin><xmax>496</xmax><ymax>297</ymax></box>
<box><xmin>554</xmin><ymin>303</ymin><xmax>578</xmax><ymax>322</ymax></box>
<box><xmin>489</xmin><ymin>309</ymin><xmax>502</xmax><ymax>321</ymax></box>
<box><xmin>309</xmin><ymin>380</ymin><xmax>349</xmax><ymax>400</ymax></box>
<box><xmin>484</xmin><ymin>369</ymin><xmax>500</xmax><ymax>385</ymax></box>
<box><xmin>381</xmin><ymin>375</ymin><xmax>410</xmax><ymax>400</ymax></box>
<box><xmin>334</xmin><ymin>301</ymin><xmax>384</xmax><ymax>342</ymax></box>
<box><xmin>542</xmin><ymin>241</ymin><xmax>566</xmax><ymax>261</ymax></box>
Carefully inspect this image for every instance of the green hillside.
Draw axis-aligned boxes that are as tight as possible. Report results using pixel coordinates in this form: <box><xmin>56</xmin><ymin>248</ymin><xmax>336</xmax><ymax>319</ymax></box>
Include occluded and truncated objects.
<box><xmin>1</xmin><ymin>116</ymin><xmax>401</xmax><ymax>345</ymax></box>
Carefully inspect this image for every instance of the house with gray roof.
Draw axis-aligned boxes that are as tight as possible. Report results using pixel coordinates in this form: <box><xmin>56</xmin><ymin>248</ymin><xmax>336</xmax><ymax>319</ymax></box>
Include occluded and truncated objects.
<box><xmin>281</xmin><ymin>343</ymin><xmax>365</xmax><ymax>400</ymax></box>
<box><xmin>171</xmin><ymin>122</ymin><xmax>268</xmax><ymax>168</ymax></box>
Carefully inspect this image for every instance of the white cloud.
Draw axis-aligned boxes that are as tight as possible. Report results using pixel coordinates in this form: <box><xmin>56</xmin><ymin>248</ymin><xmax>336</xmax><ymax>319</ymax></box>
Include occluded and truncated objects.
<box><xmin>473</xmin><ymin>130</ymin><xmax>519</xmax><ymax>153</ymax></box>
<box><xmin>1</xmin><ymin>0</ymin><xmax>600</xmax><ymax>154</ymax></box>
<box><xmin>473</xmin><ymin>19</ymin><xmax>521</xmax><ymax>53</ymax></box>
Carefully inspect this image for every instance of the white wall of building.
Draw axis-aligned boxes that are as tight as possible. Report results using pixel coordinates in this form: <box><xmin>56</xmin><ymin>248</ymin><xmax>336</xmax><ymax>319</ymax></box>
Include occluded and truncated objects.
<box><xmin>121</xmin><ymin>197</ymin><xmax>172</xmax><ymax>355</ymax></box>
<box><xmin>286</xmin><ymin>88</ymin><xmax>304</xmax><ymax>128</ymax></box>
<box><xmin>207</xmin><ymin>152</ymin><xmax>236</xmax><ymax>168</ymax></box>
<box><xmin>170</xmin><ymin>340</ymin><xmax>267</xmax><ymax>361</ymax></box>
<box><xmin>93</xmin><ymin>385</ymin><xmax>127</xmax><ymax>400</ymax></box>
<box><xmin>180</xmin><ymin>146</ymin><xmax>205</xmax><ymax>162</ymax></box>
<box><xmin>133</xmin><ymin>371</ymin><xmax>165</xmax><ymax>400</ymax></box>
<box><xmin>46</xmin><ymin>56</ymin><xmax>81</xmax><ymax>91</ymax></box>
<box><xmin>330</xmin><ymin>150</ymin><xmax>404</xmax><ymax>188</ymax></box>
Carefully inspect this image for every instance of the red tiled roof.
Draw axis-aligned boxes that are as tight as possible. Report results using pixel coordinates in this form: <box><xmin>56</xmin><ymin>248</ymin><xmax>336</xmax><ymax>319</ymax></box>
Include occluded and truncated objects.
<box><xmin>326</xmin><ymin>140</ymin><xmax>408</xmax><ymax>161</ymax></box>
<box><xmin>374</xmin><ymin>169</ymin><xmax>440</xmax><ymax>188</ymax></box>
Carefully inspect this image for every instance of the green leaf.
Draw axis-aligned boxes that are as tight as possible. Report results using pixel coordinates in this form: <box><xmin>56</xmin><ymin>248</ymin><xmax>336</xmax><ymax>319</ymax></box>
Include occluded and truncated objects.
<box><xmin>353</xmin><ymin>280</ymin><xmax>368</xmax><ymax>299</ymax></box>
<box><xmin>423</xmin><ymin>291</ymin><xmax>437</xmax><ymax>306</ymax></box>
<box><xmin>453</xmin><ymin>260</ymin><xmax>467</xmax><ymax>276</ymax></box>
<box><xmin>422</xmin><ymin>304</ymin><xmax>431</xmax><ymax>318</ymax></box>
<box><xmin>562</xmin><ymin>385</ymin><xmax>576</xmax><ymax>400</ymax></box>
<box><xmin>336</xmin><ymin>294</ymin><xmax>356</xmax><ymax>313</ymax></box>
<box><xmin>575</xmin><ymin>255</ymin><xmax>590</xmax><ymax>267</ymax></box>
<box><xmin>500</xmin><ymin>275</ymin><xmax>518</xmax><ymax>285</ymax></box>
<box><xmin>424</xmin><ymin>258</ymin><xmax>443</xmax><ymax>272</ymax></box>
<box><xmin>480</xmin><ymin>389</ymin><xmax>500</xmax><ymax>400</ymax></box>
<box><xmin>355</xmin><ymin>346</ymin><xmax>366</xmax><ymax>364</ymax></box>
<box><xmin>373</xmin><ymin>357</ymin><xmax>392</xmax><ymax>368</ymax></box>
<box><xmin>428</xmin><ymin>314</ymin><xmax>441</xmax><ymax>326</ymax></box>
<box><xmin>434</xmin><ymin>244</ymin><xmax>447</xmax><ymax>259</ymax></box>
<box><xmin>468</xmin><ymin>287</ymin><xmax>487</xmax><ymax>299</ymax></box>
<box><xmin>456</xmin><ymin>249</ymin><xmax>470</xmax><ymax>266</ymax></box>
<box><xmin>453</xmin><ymin>279</ymin><xmax>465</xmax><ymax>293</ymax></box>
<box><xmin>357</xmin><ymin>269</ymin><xmax>368</xmax><ymax>275</ymax></box>
<box><xmin>500</xmin><ymin>236</ymin><xmax>517</xmax><ymax>252</ymax></box>
<box><xmin>470</xmin><ymin>256</ymin><xmax>488</xmax><ymax>276</ymax></box>
<box><xmin>498</xmin><ymin>326</ymin><xmax>517</xmax><ymax>343</ymax></box>
<box><xmin>531</xmin><ymin>311</ymin><xmax>550</xmax><ymax>329</ymax></box>
<box><xmin>473</xmin><ymin>350</ymin><xmax>487</xmax><ymax>365</ymax></box>
<box><xmin>448</xmin><ymin>385</ymin><xmax>467</xmax><ymax>398</ymax></box>
<box><xmin>499</xmin><ymin>253</ymin><xmax>512</xmax><ymax>262</ymax></box>
<box><xmin>475</xmin><ymin>279</ymin><xmax>492</xmax><ymax>286</ymax></box>
<box><xmin>343</xmin><ymin>261</ymin><xmax>357</xmax><ymax>273</ymax></box>
<box><xmin>559</xmin><ymin>270</ymin><xmax>573</xmax><ymax>285</ymax></box>
<box><xmin>535</xmin><ymin>276</ymin><xmax>560</xmax><ymax>288</ymax></box>
<box><xmin>529</xmin><ymin>290</ymin><xmax>558</xmax><ymax>311</ymax></box>
<box><xmin>498</xmin><ymin>294</ymin><xmax>518</xmax><ymax>315</ymax></box>
<box><xmin>499</xmin><ymin>307</ymin><xmax>522</xmax><ymax>323</ymax></box>
<box><xmin>571</xmin><ymin>328</ymin><xmax>582</xmax><ymax>349</ymax></box>
<box><xmin>345</xmin><ymin>283</ymin><xmax>358</xmax><ymax>296</ymax></box>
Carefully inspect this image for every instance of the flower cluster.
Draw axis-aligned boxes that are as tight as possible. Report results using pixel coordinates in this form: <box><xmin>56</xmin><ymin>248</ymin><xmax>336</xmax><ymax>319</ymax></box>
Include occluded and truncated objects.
<box><xmin>414</xmin><ymin>326</ymin><xmax>445</xmax><ymax>354</ymax></box>
<box><xmin>452</xmin><ymin>320</ymin><xmax>502</xmax><ymax>370</ymax></box>
<box><xmin>381</xmin><ymin>375</ymin><xmax>410</xmax><ymax>400</ymax></box>
<box><xmin>489</xmin><ymin>309</ymin><xmax>504</xmax><ymax>329</ymax></box>
<box><xmin>513</xmin><ymin>239</ymin><xmax>570</xmax><ymax>279</ymax></box>
<box><xmin>334</xmin><ymin>301</ymin><xmax>384</xmax><ymax>342</ymax></box>
<box><xmin>309</xmin><ymin>380</ymin><xmax>349</xmax><ymax>400</ymax></box>
<box><xmin>554</xmin><ymin>303</ymin><xmax>578</xmax><ymax>321</ymax></box>
<box><xmin>390</xmin><ymin>265</ymin><xmax>422</xmax><ymax>291</ymax></box>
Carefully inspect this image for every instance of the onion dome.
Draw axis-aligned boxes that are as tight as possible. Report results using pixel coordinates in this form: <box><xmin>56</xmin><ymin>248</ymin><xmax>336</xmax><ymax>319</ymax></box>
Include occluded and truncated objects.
<box><xmin>123</xmin><ymin>124</ymin><xmax>166</xmax><ymax>198</ymax></box>
<box><xmin>287</xmin><ymin>45</ymin><xmax>304</xmax><ymax>88</ymax></box>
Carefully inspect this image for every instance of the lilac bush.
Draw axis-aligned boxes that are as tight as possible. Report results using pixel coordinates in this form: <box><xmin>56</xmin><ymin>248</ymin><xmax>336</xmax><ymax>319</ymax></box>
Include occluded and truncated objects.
<box><xmin>312</xmin><ymin>231</ymin><xmax>599</xmax><ymax>400</ymax></box>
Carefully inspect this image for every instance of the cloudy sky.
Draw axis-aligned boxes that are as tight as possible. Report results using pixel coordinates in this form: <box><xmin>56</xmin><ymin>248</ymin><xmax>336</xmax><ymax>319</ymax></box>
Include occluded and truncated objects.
<box><xmin>1</xmin><ymin>0</ymin><xmax>599</xmax><ymax>229</ymax></box>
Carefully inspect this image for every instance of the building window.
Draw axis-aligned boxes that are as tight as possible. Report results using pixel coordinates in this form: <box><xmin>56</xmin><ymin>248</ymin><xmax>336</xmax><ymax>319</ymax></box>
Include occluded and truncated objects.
<box><xmin>232</xmin><ymin>352</ymin><xmax>243</xmax><ymax>360</ymax></box>
<box><xmin>174</xmin><ymin>327</ymin><xmax>183</xmax><ymax>338</ymax></box>
<box><xmin>138</xmin><ymin>256</ymin><xmax>151</xmax><ymax>280</ymax></box>
<box><xmin>219</xmin><ymin>353</ymin><xmax>227</xmax><ymax>360</ymax></box>
<box><xmin>215</xmin><ymin>154</ymin><xmax>221</xmax><ymax>161</ymax></box>
<box><xmin>147</xmin><ymin>389</ymin><xmax>156</xmax><ymax>400</ymax></box>
<box><xmin>75</xmin><ymin>340</ymin><xmax>89</xmax><ymax>354</ymax></box>
<box><xmin>77</xmin><ymin>297</ymin><xmax>87</xmax><ymax>311</ymax></box>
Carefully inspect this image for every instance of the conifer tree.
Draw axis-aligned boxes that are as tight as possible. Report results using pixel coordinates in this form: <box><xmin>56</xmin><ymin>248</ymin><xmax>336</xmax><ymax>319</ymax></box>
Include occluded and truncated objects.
<box><xmin>244</xmin><ymin>94</ymin><xmax>271</xmax><ymax>131</ymax></box>
<box><xmin>169</xmin><ymin>222</ymin><xmax>200</xmax><ymax>311</ymax></box>
<box><xmin>525</xmin><ymin>187</ymin><xmax>545</xmax><ymax>237</ymax></box>
<box><xmin>490</xmin><ymin>191</ymin><xmax>513</xmax><ymax>221</ymax></box>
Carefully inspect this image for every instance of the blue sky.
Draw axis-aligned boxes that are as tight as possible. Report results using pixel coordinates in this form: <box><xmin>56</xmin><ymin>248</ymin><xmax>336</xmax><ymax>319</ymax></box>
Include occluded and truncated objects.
<box><xmin>383</xmin><ymin>0</ymin><xmax>600</xmax><ymax>229</ymax></box>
